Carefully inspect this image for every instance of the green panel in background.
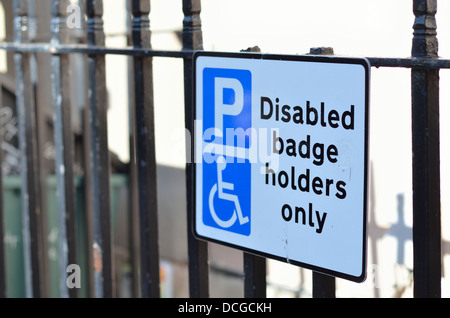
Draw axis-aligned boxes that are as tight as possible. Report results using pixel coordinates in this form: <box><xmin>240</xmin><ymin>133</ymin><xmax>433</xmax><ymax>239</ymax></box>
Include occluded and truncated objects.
<box><xmin>2</xmin><ymin>175</ymin><xmax>128</xmax><ymax>298</ymax></box>
<box><xmin>3</xmin><ymin>177</ymin><xmax>25</xmax><ymax>298</ymax></box>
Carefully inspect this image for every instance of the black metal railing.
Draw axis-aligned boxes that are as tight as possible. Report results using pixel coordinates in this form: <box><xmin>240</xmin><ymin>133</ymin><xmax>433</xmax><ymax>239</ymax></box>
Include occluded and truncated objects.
<box><xmin>0</xmin><ymin>0</ymin><xmax>449</xmax><ymax>298</ymax></box>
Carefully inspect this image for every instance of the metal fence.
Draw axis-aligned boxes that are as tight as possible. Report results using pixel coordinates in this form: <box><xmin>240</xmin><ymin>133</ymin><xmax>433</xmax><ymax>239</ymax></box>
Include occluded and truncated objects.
<box><xmin>0</xmin><ymin>0</ymin><xmax>449</xmax><ymax>298</ymax></box>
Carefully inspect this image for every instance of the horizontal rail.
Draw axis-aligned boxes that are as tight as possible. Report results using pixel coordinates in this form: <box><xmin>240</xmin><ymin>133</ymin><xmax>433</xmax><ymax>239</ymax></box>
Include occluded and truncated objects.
<box><xmin>2</xmin><ymin>42</ymin><xmax>450</xmax><ymax>69</ymax></box>
<box><xmin>0</xmin><ymin>42</ymin><xmax>193</xmax><ymax>58</ymax></box>
<box><xmin>367</xmin><ymin>56</ymin><xmax>450</xmax><ymax>69</ymax></box>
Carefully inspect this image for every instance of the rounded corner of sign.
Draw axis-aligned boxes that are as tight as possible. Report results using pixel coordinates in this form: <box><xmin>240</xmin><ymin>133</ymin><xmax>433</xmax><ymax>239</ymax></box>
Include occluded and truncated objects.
<box><xmin>354</xmin><ymin>272</ymin><xmax>368</xmax><ymax>284</ymax></box>
<box><xmin>351</xmin><ymin>267</ymin><xmax>368</xmax><ymax>284</ymax></box>
<box><xmin>192</xmin><ymin>51</ymin><xmax>202</xmax><ymax>63</ymax></box>
<box><xmin>192</xmin><ymin>226</ymin><xmax>207</xmax><ymax>242</ymax></box>
<box><xmin>352</xmin><ymin>57</ymin><xmax>371</xmax><ymax>71</ymax></box>
<box><xmin>361</xmin><ymin>57</ymin><xmax>371</xmax><ymax>69</ymax></box>
<box><xmin>193</xmin><ymin>50</ymin><xmax>208</xmax><ymax>63</ymax></box>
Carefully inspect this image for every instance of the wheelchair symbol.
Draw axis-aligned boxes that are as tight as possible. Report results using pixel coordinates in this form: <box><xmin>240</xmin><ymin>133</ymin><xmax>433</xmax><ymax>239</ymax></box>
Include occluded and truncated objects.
<box><xmin>208</xmin><ymin>156</ymin><xmax>249</xmax><ymax>228</ymax></box>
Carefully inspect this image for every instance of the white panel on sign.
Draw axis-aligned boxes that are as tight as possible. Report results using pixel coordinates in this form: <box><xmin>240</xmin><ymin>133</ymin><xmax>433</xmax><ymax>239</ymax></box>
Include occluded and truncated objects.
<box><xmin>194</xmin><ymin>51</ymin><xmax>370</xmax><ymax>283</ymax></box>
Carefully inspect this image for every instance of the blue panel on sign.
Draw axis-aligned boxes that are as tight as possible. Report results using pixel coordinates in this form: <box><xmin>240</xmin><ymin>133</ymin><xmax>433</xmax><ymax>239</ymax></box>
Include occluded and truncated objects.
<box><xmin>203</xmin><ymin>68</ymin><xmax>252</xmax><ymax>148</ymax></box>
<box><xmin>202</xmin><ymin>68</ymin><xmax>252</xmax><ymax>236</ymax></box>
<box><xmin>202</xmin><ymin>157</ymin><xmax>251</xmax><ymax>235</ymax></box>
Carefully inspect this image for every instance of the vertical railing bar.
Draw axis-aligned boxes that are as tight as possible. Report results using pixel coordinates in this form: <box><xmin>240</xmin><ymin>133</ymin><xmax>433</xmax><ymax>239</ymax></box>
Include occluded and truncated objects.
<box><xmin>130</xmin><ymin>0</ymin><xmax>160</xmax><ymax>298</ymax></box>
<box><xmin>411</xmin><ymin>0</ymin><xmax>441</xmax><ymax>298</ymax></box>
<box><xmin>29</xmin><ymin>0</ymin><xmax>50</xmax><ymax>298</ymax></box>
<box><xmin>50</xmin><ymin>0</ymin><xmax>78</xmax><ymax>298</ymax></box>
<box><xmin>126</xmin><ymin>0</ymin><xmax>141</xmax><ymax>297</ymax></box>
<box><xmin>0</xmin><ymin>74</ymin><xmax>6</xmax><ymax>298</ymax></box>
<box><xmin>127</xmin><ymin>72</ymin><xmax>141</xmax><ymax>297</ymax></box>
<box><xmin>82</xmin><ymin>1</ymin><xmax>96</xmax><ymax>298</ymax></box>
<box><xmin>76</xmin><ymin>0</ymin><xmax>96</xmax><ymax>297</ymax></box>
<box><xmin>239</xmin><ymin>45</ymin><xmax>268</xmax><ymax>299</ymax></box>
<box><xmin>312</xmin><ymin>272</ymin><xmax>336</xmax><ymax>298</ymax></box>
<box><xmin>243</xmin><ymin>253</ymin><xmax>266</xmax><ymax>298</ymax></box>
<box><xmin>86</xmin><ymin>0</ymin><xmax>114</xmax><ymax>298</ymax></box>
<box><xmin>13</xmin><ymin>0</ymin><xmax>31</xmax><ymax>297</ymax></box>
<box><xmin>82</xmin><ymin>53</ymin><xmax>96</xmax><ymax>299</ymax></box>
<box><xmin>13</xmin><ymin>0</ymin><xmax>44</xmax><ymax>298</ymax></box>
<box><xmin>182</xmin><ymin>0</ymin><xmax>209</xmax><ymax>298</ymax></box>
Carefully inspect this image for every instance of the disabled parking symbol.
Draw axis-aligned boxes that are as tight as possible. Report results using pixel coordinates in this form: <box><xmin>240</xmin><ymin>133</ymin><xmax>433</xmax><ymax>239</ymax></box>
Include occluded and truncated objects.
<box><xmin>202</xmin><ymin>68</ymin><xmax>252</xmax><ymax>236</ymax></box>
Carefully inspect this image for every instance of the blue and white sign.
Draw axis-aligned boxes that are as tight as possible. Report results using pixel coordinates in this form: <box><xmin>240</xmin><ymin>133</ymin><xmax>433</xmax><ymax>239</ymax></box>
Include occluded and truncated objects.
<box><xmin>194</xmin><ymin>52</ymin><xmax>370</xmax><ymax>282</ymax></box>
<box><xmin>201</xmin><ymin>68</ymin><xmax>252</xmax><ymax>236</ymax></box>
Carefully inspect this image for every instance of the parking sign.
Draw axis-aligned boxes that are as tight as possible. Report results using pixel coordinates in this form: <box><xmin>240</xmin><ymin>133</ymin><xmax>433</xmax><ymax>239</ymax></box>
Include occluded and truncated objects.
<box><xmin>194</xmin><ymin>51</ymin><xmax>370</xmax><ymax>282</ymax></box>
<box><xmin>202</xmin><ymin>68</ymin><xmax>252</xmax><ymax>236</ymax></box>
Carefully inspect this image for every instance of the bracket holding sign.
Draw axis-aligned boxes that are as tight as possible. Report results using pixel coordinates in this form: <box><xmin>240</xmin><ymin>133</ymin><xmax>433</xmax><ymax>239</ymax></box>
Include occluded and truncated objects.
<box><xmin>193</xmin><ymin>51</ymin><xmax>370</xmax><ymax>283</ymax></box>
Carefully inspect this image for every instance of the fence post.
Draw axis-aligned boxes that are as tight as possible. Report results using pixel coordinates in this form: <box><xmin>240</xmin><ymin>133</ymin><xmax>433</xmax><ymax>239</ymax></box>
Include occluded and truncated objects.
<box><xmin>411</xmin><ymin>0</ymin><xmax>441</xmax><ymax>298</ymax></box>
<box><xmin>13</xmin><ymin>0</ymin><xmax>45</xmax><ymax>298</ymax></box>
<box><xmin>125</xmin><ymin>0</ymin><xmax>141</xmax><ymax>297</ymax></box>
<box><xmin>50</xmin><ymin>0</ymin><xmax>78</xmax><ymax>298</ymax></box>
<box><xmin>244</xmin><ymin>253</ymin><xmax>266</xmax><ymax>298</ymax></box>
<box><xmin>240</xmin><ymin>45</ymin><xmax>267</xmax><ymax>299</ymax></box>
<box><xmin>130</xmin><ymin>0</ymin><xmax>161</xmax><ymax>298</ymax></box>
<box><xmin>182</xmin><ymin>0</ymin><xmax>209</xmax><ymax>298</ymax></box>
<box><xmin>85</xmin><ymin>0</ymin><xmax>114</xmax><ymax>298</ymax></box>
<box><xmin>312</xmin><ymin>273</ymin><xmax>336</xmax><ymax>298</ymax></box>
